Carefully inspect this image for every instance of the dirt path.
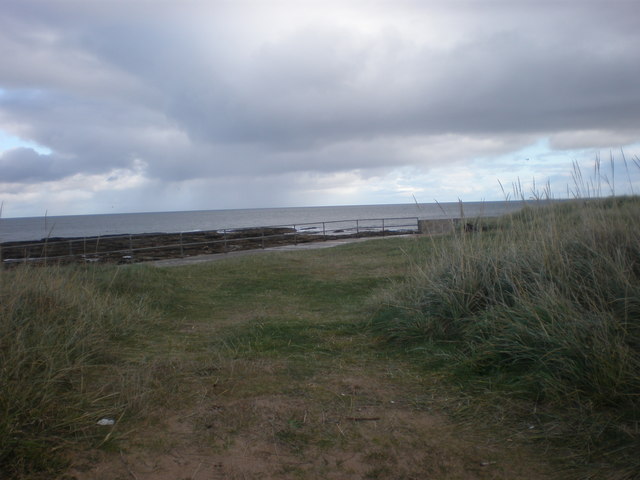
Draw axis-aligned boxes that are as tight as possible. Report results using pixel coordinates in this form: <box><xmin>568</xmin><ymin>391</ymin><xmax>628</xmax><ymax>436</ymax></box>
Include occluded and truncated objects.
<box><xmin>66</xmin><ymin>239</ymin><xmax>556</xmax><ymax>479</ymax></box>
<box><xmin>69</xmin><ymin>364</ymin><xmax>551</xmax><ymax>480</ymax></box>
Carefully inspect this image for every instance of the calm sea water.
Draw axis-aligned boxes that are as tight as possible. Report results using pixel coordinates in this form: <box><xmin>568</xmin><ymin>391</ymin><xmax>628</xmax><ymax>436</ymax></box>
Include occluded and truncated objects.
<box><xmin>0</xmin><ymin>201</ymin><xmax>527</xmax><ymax>243</ymax></box>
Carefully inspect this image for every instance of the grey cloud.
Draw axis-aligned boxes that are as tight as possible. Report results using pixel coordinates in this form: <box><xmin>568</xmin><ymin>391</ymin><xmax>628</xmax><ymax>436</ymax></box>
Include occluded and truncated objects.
<box><xmin>0</xmin><ymin>147</ymin><xmax>76</xmax><ymax>182</ymax></box>
<box><xmin>160</xmin><ymin>20</ymin><xmax>640</xmax><ymax>149</ymax></box>
<box><xmin>0</xmin><ymin>0</ymin><xmax>639</xmax><ymax>190</ymax></box>
<box><xmin>549</xmin><ymin>130</ymin><xmax>640</xmax><ymax>151</ymax></box>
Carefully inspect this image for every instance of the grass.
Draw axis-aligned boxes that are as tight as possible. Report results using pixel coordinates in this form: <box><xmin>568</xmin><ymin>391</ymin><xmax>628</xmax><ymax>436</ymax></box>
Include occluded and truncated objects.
<box><xmin>3</xmin><ymin>195</ymin><xmax>638</xmax><ymax>478</ymax></box>
<box><xmin>372</xmin><ymin>196</ymin><xmax>640</xmax><ymax>478</ymax></box>
<box><xmin>0</xmin><ymin>265</ymin><xmax>172</xmax><ymax>477</ymax></box>
<box><xmin>0</xmin><ymin>240</ymin><xmax>414</xmax><ymax>478</ymax></box>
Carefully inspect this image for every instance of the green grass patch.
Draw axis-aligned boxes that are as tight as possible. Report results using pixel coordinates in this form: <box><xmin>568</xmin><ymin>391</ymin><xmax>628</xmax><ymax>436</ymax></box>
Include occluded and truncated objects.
<box><xmin>371</xmin><ymin>197</ymin><xmax>640</xmax><ymax>477</ymax></box>
<box><xmin>0</xmin><ymin>237</ymin><xmax>410</xmax><ymax>478</ymax></box>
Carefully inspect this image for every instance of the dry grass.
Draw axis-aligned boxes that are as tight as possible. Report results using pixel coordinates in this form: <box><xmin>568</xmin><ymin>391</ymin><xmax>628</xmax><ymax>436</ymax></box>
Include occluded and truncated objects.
<box><xmin>372</xmin><ymin>196</ymin><xmax>640</xmax><ymax>478</ymax></box>
<box><xmin>0</xmin><ymin>265</ymin><xmax>174</xmax><ymax>477</ymax></box>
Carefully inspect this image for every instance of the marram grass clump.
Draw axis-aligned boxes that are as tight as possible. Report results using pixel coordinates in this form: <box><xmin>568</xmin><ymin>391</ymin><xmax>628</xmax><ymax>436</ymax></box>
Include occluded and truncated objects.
<box><xmin>373</xmin><ymin>196</ymin><xmax>640</xmax><ymax>475</ymax></box>
<box><xmin>0</xmin><ymin>265</ymin><xmax>164</xmax><ymax>477</ymax></box>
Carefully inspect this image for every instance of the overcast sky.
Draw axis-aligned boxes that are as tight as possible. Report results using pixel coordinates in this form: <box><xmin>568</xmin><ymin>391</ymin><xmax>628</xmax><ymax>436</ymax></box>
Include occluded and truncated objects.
<box><xmin>1</xmin><ymin>0</ymin><xmax>640</xmax><ymax>217</ymax></box>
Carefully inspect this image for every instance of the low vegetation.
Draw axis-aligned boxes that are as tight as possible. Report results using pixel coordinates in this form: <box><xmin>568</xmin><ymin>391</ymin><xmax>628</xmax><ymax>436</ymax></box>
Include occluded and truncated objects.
<box><xmin>0</xmin><ymin>266</ymin><xmax>173</xmax><ymax>477</ymax></box>
<box><xmin>1</xmin><ymin>195</ymin><xmax>638</xmax><ymax>479</ymax></box>
<box><xmin>373</xmin><ymin>196</ymin><xmax>640</xmax><ymax>477</ymax></box>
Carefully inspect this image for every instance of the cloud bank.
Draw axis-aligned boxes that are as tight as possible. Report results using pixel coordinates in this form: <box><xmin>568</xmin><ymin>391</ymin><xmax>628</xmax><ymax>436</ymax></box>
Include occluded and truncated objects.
<box><xmin>1</xmin><ymin>1</ymin><xmax>639</xmax><ymax>217</ymax></box>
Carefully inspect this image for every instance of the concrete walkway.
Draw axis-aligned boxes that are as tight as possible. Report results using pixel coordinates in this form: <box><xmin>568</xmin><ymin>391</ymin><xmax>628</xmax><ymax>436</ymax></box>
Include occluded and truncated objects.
<box><xmin>150</xmin><ymin>236</ymin><xmax>402</xmax><ymax>267</ymax></box>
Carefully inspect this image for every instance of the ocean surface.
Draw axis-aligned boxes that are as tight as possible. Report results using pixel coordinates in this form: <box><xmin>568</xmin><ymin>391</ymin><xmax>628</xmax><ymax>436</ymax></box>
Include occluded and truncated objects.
<box><xmin>0</xmin><ymin>201</ymin><xmax>528</xmax><ymax>243</ymax></box>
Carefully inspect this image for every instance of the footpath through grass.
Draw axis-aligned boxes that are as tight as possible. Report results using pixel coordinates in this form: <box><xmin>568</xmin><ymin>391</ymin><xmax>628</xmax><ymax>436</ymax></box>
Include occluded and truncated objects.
<box><xmin>3</xmin><ymin>198</ymin><xmax>638</xmax><ymax>478</ymax></box>
<box><xmin>1</xmin><ymin>237</ymin><xmax>551</xmax><ymax>479</ymax></box>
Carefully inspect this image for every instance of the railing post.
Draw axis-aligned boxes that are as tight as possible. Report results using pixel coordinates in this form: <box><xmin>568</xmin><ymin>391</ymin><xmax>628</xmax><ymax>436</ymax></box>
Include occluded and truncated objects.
<box><xmin>129</xmin><ymin>234</ymin><xmax>133</xmax><ymax>257</ymax></box>
<box><xmin>322</xmin><ymin>222</ymin><xmax>326</xmax><ymax>241</ymax></box>
<box><xmin>223</xmin><ymin>229</ymin><xmax>227</xmax><ymax>253</ymax></box>
<box><xmin>179</xmin><ymin>232</ymin><xmax>184</xmax><ymax>257</ymax></box>
<box><xmin>261</xmin><ymin>228</ymin><xmax>265</xmax><ymax>249</ymax></box>
<box><xmin>356</xmin><ymin>220</ymin><xmax>360</xmax><ymax>238</ymax></box>
<box><xmin>294</xmin><ymin>225</ymin><xmax>297</xmax><ymax>245</ymax></box>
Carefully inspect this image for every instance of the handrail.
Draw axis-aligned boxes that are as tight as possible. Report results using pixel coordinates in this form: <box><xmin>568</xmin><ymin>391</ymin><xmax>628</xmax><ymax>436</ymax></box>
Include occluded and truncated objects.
<box><xmin>1</xmin><ymin>216</ymin><xmax>419</xmax><ymax>265</ymax></box>
<box><xmin>1</xmin><ymin>217</ymin><xmax>416</xmax><ymax>248</ymax></box>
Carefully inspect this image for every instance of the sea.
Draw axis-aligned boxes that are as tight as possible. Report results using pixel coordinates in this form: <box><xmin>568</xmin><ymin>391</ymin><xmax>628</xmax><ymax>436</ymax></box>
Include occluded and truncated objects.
<box><xmin>0</xmin><ymin>201</ymin><xmax>529</xmax><ymax>243</ymax></box>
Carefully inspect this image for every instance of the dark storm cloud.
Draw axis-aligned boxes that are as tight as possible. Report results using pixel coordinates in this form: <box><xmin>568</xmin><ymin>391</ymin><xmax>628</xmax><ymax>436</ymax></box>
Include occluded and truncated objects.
<box><xmin>0</xmin><ymin>147</ymin><xmax>76</xmax><ymax>182</ymax></box>
<box><xmin>1</xmin><ymin>0</ymin><xmax>639</xmax><ymax>189</ymax></box>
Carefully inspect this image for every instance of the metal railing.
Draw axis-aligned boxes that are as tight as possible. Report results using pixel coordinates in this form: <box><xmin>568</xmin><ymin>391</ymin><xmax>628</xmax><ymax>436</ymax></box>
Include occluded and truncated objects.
<box><xmin>1</xmin><ymin>217</ymin><xmax>418</xmax><ymax>266</ymax></box>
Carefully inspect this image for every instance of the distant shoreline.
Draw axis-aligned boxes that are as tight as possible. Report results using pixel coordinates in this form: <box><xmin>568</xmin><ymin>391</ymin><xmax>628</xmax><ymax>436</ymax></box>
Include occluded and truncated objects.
<box><xmin>1</xmin><ymin>226</ymin><xmax>414</xmax><ymax>266</ymax></box>
<box><xmin>0</xmin><ymin>201</ymin><xmax>530</xmax><ymax>243</ymax></box>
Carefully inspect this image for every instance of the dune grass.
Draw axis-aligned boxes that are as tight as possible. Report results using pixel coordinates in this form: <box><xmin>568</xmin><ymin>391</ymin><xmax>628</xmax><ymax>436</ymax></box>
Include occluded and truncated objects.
<box><xmin>2</xmin><ymin>195</ymin><xmax>639</xmax><ymax>478</ymax></box>
<box><xmin>0</xmin><ymin>265</ymin><xmax>175</xmax><ymax>477</ymax></box>
<box><xmin>371</xmin><ymin>196</ymin><xmax>640</xmax><ymax>477</ymax></box>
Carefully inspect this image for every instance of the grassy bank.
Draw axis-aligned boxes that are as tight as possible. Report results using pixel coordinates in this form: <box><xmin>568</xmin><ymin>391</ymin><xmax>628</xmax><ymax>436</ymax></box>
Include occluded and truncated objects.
<box><xmin>373</xmin><ymin>196</ymin><xmax>640</xmax><ymax>477</ymax></box>
<box><xmin>2</xmin><ymin>198</ymin><xmax>638</xmax><ymax>478</ymax></box>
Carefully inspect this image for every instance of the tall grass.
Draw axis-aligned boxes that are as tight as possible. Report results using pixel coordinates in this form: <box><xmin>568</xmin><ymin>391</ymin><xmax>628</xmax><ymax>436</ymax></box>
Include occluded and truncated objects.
<box><xmin>0</xmin><ymin>265</ymin><xmax>164</xmax><ymax>477</ymax></box>
<box><xmin>373</xmin><ymin>196</ymin><xmax>640</xmax><ymax>475</ymax></box>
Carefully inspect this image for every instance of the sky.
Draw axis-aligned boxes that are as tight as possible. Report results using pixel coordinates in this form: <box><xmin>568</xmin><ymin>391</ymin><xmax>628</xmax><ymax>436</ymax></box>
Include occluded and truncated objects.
<box><xmin>1</xmin><ymin>0</ymin><xmax>640</xmax><ymax>218</ymax></box>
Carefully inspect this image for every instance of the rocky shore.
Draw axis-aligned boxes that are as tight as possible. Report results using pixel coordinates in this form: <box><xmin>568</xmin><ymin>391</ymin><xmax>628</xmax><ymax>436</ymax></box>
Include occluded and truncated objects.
<box><xmin>1</xmin><ymin>227</ymin><xmax>409</xmax><ymax>266</ymax></box>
